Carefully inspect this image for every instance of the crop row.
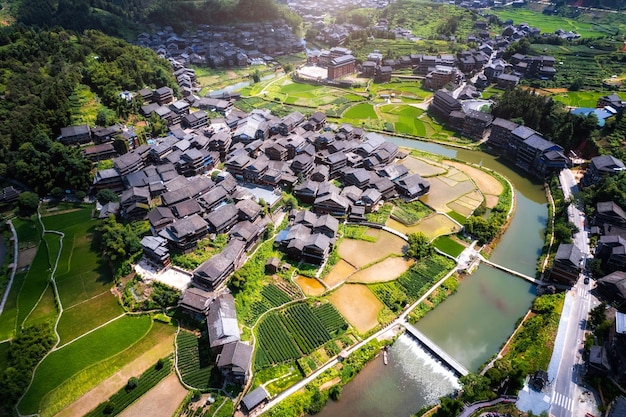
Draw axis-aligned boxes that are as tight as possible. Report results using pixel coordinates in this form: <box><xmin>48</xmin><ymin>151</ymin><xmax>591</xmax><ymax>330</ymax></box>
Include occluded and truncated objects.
<box><xmin>311</xmin><ymin>303</ymin><xmax>348</xmax><ymax>335</ymax></box>
<box><xmin>279</xmin><ymin>304</ymin><xmax>331</xmax><ymax>354</ymax></box>
<box><xmin>398</xmin><ymin>256</ymin><xmax>453</xmax><ymax>299</ymax></box>
<box><xmin>370</xmin><ymin>282</ymin><xmax>409</xmax><ymax>312</ymax></box>
<box><xmin>85</xmin><ymin>356</ymin><xmax>173</xmax><ymax>417</ymax></box>
<box><xmin>176</xmin><ymin>331</ymin><xmax>211</xmax><ymax>389</ymax></box>
<box><xmin>261</xmin><ymin>284</ymin><xmax>291</xmax><ymax>307</ymax></box>
<box><xmin>255</xmin><ymin>313</ymin><xmax>300</xmax><ymax>369</ymax></box>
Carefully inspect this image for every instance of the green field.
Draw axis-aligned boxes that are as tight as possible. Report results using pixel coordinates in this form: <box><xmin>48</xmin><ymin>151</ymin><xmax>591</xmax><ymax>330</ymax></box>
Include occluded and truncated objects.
<box><xmin>551</xmin><ymin>90</ymin><xmax>613</xmax><ymax>108</ymax></box>
<box><xmin>18</xmin><ymin>315</ymin><xmax>152</xmax><ymax>415</ymax></box>
<box><xmin>433</xmin><ymin>235</ymin><xmax>465</xmax><ymax>258</ymax></box>
<box><xmin>39</xmin><ymin>321</ymin><xmax>175</xmax><ymax>417</ymax></box>
<box><xmin>343</xmin><ymin>103</ymin><xmax>378</xmax><ymax>119</ymax></box>
<box><xmin>491</xmin><ymin>8</ymin><xmax>611</xmax><ymax>38</ymax></box>
<box><xmin>40</xmin><ymin>207</ymin><xmax>122</xmax><ymax>344</ymax></box>
<box><xmin>15</xmin><ymin>239</ymin><xmax>52</xmax><ymax>332</ymax></box>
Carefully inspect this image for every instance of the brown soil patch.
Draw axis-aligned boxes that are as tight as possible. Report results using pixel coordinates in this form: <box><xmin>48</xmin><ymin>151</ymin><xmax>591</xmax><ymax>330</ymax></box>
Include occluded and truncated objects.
<box><xmin>294</xmin><ymin>275</ymin><xmax>326</xmax><ymax>296</ymax></box>
<box><xmin>401</xmin><ymin>156</ymin><xmax>446</xmax><ymax>177</ymax></box>
<box><xmin>387</xmin><ymin>214</ymin><xmax>461</xmax><ymax>240</ymax></box>
<box><xmin>348</xmin><ymin>257</ymin><xmax>413</xmax><ymax>283</ymax></box>
<box><xmin>323</xmin><ymin>260</ymin><xmax>357</xmax><ymax>288</ymax></box>
<box><xmin>319</xmin><ymin>377</ymin><xmax>341</xmax><ymax>391</ymax></box>
<box><xmin>117</xmin><ymin>374</ymin><xmax>187</xmax><ymax>417</ymax></box>
<box><xmin>53</xmin><ymin>331</ymin><xmax>175</xmax><ymax>417</ymax></box>
<box><xmin>445</xmin><ymin>161</ymin><xmax>503</xmax><ymax>203</ymax></box>
<box><xmin>420</xmin><ymin>177</ymin><xmax>475</xmax><ymax>212</ymax></box>
<box><xmin>327</xmin><ymin>284</ymin><xmax>383</xmax><ymax>333</ymax></box>
<box><xmin>17</xmin><ymin>247</ymin><xmax>38</xmax><ymax>269</ymax></box>
<box><xmin>337</xmin><ymin>232</ymin><xmax>406</xmax><ymax>268</ymax></box>
<box><xmin>485</xmin><ymin>195</ymin><xmax>499</xmax><ymax>209</ymax></box>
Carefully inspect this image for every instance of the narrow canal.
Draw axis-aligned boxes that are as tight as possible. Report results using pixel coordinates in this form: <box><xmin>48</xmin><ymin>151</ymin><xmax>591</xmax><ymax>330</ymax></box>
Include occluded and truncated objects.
<box><xmin>313</xmin><ymin>139</ymin><xmax>547</xmax><ymax>417</ymax></box>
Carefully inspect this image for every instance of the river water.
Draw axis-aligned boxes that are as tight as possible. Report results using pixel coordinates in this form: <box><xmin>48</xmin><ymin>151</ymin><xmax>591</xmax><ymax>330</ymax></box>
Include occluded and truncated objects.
<box><xmin>314</xmin><ymin>138</ymin><xmax>547</xmax><ymax>417</ymax></box>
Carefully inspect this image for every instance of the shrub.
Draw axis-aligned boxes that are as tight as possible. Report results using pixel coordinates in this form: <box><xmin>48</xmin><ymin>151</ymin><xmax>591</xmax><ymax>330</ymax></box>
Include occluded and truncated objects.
<box><xmin>126</xmin><ymin>377</ymin><xmax>139</xmax><ymax>391</ymax></box>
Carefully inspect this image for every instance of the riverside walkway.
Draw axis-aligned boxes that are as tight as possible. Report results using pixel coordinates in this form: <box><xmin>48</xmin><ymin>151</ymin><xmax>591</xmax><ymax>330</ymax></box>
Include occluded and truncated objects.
<box><xmin>404</xmin><ymin>324</ymin><xmax>469</xmax><ymax>377</ymax></box>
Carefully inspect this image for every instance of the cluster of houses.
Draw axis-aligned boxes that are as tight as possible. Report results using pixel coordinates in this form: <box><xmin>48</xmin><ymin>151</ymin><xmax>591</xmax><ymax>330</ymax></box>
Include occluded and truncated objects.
<box><xmin>136</xmin><ymin>21</ymin><xmax>304</xmax><ymax>69</ymax></box>
<box><xmin>299</xmin><ymin>17</ymin><xmax>558</xmax><ymax>89</ymax></box>
<box><xmin>85</xmin><ymin>81</ymin><xmax>434</xmax><ymax>391</ymax></box>
<box><xmin>428</xmin><ymin>88</ymin><xmax>571</xmax><ymax>177</ymax></box>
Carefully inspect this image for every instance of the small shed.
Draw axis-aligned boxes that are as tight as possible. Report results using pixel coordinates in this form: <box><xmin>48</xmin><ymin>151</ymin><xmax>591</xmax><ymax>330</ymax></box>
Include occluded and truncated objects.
<box><xmin>241</xmin><ymin>386</ymin><xmax>269</xmax><ymax>413</ymax></box>
<box><xmin>265</xmin><ymin>257</ymin><xmax>280</xmax><ymax>274</ymax></box>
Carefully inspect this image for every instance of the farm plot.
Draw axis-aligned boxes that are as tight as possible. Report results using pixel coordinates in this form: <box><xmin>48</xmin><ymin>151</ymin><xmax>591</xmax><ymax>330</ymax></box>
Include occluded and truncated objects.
<box><xmin>490</xmin><ymin>8</ymin><xmax>611</xmax><ymax>39</ymax></box>
<box><xmin>116</xmin><ymin>373</ymin><xmax>187</xmax><ymax>417</ymax></box>
<box><xmin>378</xmin><ymin>105</ymin><xmax>427</xmax><ymax>137</ymax></box>
<box><xmin>85</xmin><ymin>356</ymin><xmax>174</xmax><ymax>417</ymax></box>
<box><xmin>327</xmin><ymin>284</ymin><xmax>383</xmax><ymax>333</ymax></box>
<box><xmin>322</xmin><ymin>260</ymin><xmax>357</xmax><ymax>288</ymax></box>
<box><xmin>312</xmin><ymin>303</ymin><xmax>348</xmax><ymax>336</ymax></box>
<box><xmin>447</xmin><ymin>190</ymin><xmax>484</xmax><ymax>217</ymax></box>
<box><xmin>294</xmin><ymin>275</ymin><xmax>326</xmax><ymax>296</ymax></box>
<box><xmin>18</xmin><ymin>315</ymin><xmax>153</xmax><ymax>415</ymax></box>
<box><xmin>48</xmin><ymin>322</ymin><xmax>176</xmax><ymax>417</ymax></box>
<box><xmin>420</xmin><ymin>175</ymin><xmax>479</xmax><ymax>213</ymax></box>
<box><xmin>386</xmin><ymin>213</ymin><xmax>461</xmax><ymax>240</ymax></box>
<box><xmin>279</xmin><ymin>304</ymin><xmax>332</xmax><ymax>355</ymax></box>
<box><xmin>343</xmin><ymin>103</ymin><xmax>378</xmax><ymax>119</ymax></box>
<box><xmin>401</xmin><ymin>155</ymin><xmax>447</xmax><ymax>177</ymax></box>
<box><xmin>445</xmin><ymin>161</ymin><xmax>503</xmax><ymax>209</ymax></box>
<box><xmin>243</xmin><ymin>283</ymin><xmax>299</xmax><ymax>326</ymax></box>
<box><xmin>347</xmin><ymin>257</ymin><xmax>414</xmax><ymax>284</ymax></box>
<box><xmin>255</xmin><ymin>312</ymin><xmax>300</xmax><ymax>369</ymax></box>
<box><xmin>433</xmin><ymin>236</ymin><xmax>466</xmax><ymax>258</ymax></box>
<box><xmin>337</xmin><ymin>231</ymin><xmax>406</xmax><ymax>268</ymax></box>
<box><xmin>397</xmin><ymin>255</ymin><xmax>455</xmax><ymax>299</ymax></box>
<box><xmin>176</xmin><ymin>331</ymin><xmax>214</xmax><ymax>390</ymax></box>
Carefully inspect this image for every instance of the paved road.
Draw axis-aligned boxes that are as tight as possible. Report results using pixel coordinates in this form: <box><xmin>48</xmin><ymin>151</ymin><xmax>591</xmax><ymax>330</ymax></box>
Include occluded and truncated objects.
<box><xmin>550</xmin><ymin>169</ymin><xmax>597</xmax><ymax>417</ymax></box>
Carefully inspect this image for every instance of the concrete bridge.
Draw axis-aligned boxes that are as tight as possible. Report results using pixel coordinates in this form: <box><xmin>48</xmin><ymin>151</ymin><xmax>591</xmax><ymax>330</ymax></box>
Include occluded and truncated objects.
<box><xmin>404</xmin><ymin>324</ymin><xmax>469</xmax><ymax>377</ymax></box>
<box><xmin>478</xmin><ymin>256</ymin><xmax>541</xmax><ymax>285</ymax></box>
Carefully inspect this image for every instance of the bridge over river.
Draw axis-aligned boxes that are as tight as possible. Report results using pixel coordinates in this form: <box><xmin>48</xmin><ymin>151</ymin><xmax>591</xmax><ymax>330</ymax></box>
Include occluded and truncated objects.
<box><xmin>404</xmin><ymin>323</ymin><xmax>469</xmax><ymax>377</ymax></box>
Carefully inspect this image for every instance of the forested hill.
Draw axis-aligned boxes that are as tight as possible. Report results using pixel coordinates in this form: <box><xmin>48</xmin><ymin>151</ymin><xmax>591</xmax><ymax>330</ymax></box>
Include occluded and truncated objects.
<box><xmin>12</xmin><ymin>0</ymin><xmax>301</xmax><ymax>37</ymax></box>
<box><xmin>0</xmin><ymin>27</ymin><xmax>176</xmax><ymax>195</ymax></box>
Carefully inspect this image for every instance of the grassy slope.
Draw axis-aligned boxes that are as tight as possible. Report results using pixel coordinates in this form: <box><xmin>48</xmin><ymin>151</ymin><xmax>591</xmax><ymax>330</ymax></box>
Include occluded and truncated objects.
<box><xmin>18</xmin><ymin>315</ymin><xmax>152</xmax><ymax>415</ymax></box>
<box><xmin>40</xmin><ymin>321</ymin><xmax>176</xmax><ymax>417</ymax></box>
<box><xmin>41</xmin><ymin>207</ymin><xmax>123</xmax><ymax>344</ymax></box>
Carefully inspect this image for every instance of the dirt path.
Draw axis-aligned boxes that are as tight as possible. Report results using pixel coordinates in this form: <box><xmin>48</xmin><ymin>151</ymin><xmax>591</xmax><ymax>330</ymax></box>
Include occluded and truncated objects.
<box><xmin>117</xmin><ymin>374</ymin><xmax>188</xmax><ymax>417</ymax></box>
<box><xmin>54</xmin><ymin>337</ymin><xmax>176</xmax><ymax>417</ymax></box>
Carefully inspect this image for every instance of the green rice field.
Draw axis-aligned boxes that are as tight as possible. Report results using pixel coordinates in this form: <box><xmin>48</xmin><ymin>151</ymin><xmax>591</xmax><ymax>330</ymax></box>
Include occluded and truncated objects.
<box><xmin>433</xmin><ymin>235</ymin><xmax>466</xmax><ymax>258</ymax></box>
<box><xmin>491</xmin><ymin>8</ymin><xmax>612</xmax><ymax>38</ymax></box>
<box><xmin>18</xmin><ymin>315</ymin><xmax>152</xmax><ymax>415</ymax></box>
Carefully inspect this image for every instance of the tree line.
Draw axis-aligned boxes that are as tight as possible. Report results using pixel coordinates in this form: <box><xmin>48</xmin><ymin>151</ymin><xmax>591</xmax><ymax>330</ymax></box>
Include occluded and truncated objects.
<box><xmin>14</xmin><ymin>0</ymin><xmax>302</xmax><ymax>37</ymax></box>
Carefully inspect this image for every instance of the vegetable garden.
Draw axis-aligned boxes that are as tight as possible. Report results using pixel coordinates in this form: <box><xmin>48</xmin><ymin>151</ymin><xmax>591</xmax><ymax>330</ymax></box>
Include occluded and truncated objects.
<box><xmin>369</xmin><ymin>254</ymin><xmax>455</xmax><ymax>312</ymax></box>
<box><xmin>176</xmin><ymin>331</ymin><xmax>214</xmax><ymax>390</ymax></box>
<box><xmin>255</xmin><ymin>303</ymin><xmax>348</xmax><ymax>370</ymax></box>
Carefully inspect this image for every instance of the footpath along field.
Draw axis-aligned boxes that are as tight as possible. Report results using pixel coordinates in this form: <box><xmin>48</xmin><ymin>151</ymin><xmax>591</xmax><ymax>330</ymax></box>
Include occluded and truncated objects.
<box><xmin>2</xmin><ymin>204</ymin><xmax>172</xmax><ymax>417</ymax></box>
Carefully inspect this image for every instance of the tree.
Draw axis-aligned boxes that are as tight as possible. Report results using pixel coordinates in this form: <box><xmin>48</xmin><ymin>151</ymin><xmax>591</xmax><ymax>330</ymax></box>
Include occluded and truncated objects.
<box><xmin>126</xmin><ymin>376</ymin><xmax>139</xmax><ymax>391</ymax></box>
<box><xmin>459</xmin><ymin>373</ymin><xmax>494</xmax><ymax>402</ymax></box>
<box><xmin>17</xmin><ymin>192</ymin><xmax>39</xmax><ymax>216</ymax></box>
<box><xmin>97</xmin><ymin>189</ymin><xmax>119</xmax><ymax>205</ymax></box>
<box><xmin>329</xmin><ymin>384</ymin><xmax>342</xmax><ymax>401</ymax></box>
<box><xmin>406</xmin><ymin>232</ymin><xmax>434</xmax><ymax>260</ymax></box>
<box><xmin>432</xmin><ymin>397</ymin><xmax>463</xmax><ymax>417</ymax></box>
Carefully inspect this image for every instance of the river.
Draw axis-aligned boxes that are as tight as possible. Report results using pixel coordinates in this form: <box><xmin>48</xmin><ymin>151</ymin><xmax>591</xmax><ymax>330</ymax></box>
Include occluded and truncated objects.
<box><xmin>314</xmin><ymin>138</ymin><xmax>547</xmax><ymax>417</ymax></box>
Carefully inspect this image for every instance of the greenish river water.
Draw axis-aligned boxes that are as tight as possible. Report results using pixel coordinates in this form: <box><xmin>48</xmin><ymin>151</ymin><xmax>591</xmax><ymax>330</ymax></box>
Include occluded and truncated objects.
<box><xmin>313</xmin><ymin>138</ymin><xmax>547</xmax><ymax>417</ymax></box>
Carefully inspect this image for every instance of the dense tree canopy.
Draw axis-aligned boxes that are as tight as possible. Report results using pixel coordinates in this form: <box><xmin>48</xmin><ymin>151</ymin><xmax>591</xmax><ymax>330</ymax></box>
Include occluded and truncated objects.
<box><xmin>0</xmin><ymin>26</ymin><xmax>176</xmax><ymax>194</ymax></box>
<box><xmin>13</xmin><ymin>0</ymin><xmax>302</xmax><ymax>37</ymax></box>
<box><xmin>491</xmin><ymin>88</ymin><xmax>597</xmax><ymax>152</ymax></box>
